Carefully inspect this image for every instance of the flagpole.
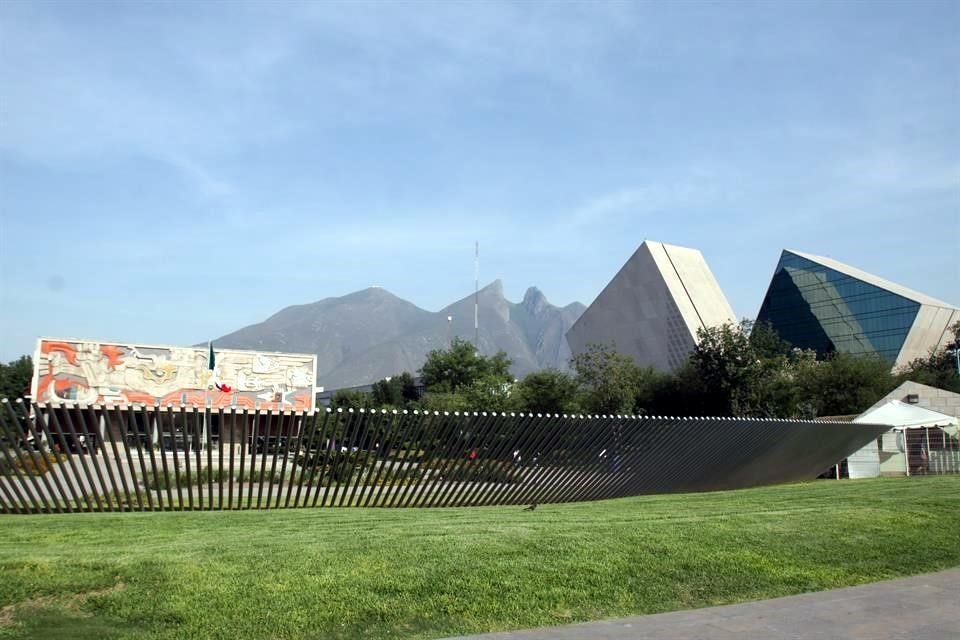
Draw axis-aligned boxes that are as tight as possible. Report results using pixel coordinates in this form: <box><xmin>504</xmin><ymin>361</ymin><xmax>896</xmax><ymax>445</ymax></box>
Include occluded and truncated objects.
<box><xmin>206</xmin><ymin>342</ymin><xmax>212</xmax><ymax>452</ymax></box>
<box><xmin>206</xmin><ymin>341</ymin><xmax>212</xmax><ymax>409</ymax></box>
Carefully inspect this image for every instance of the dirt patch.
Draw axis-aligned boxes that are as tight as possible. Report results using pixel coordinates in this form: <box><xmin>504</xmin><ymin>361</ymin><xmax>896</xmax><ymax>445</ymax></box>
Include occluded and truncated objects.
<box><xmin>0</xmin><ymin>577</ymin><xmax>125</xmax><ymax>627</ymax></box>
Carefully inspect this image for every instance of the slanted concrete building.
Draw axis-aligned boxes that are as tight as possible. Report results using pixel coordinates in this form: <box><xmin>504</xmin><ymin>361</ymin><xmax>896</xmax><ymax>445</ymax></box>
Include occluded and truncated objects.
<box><xmin>566</xmin><ymin>240</ymin><xmax>737</xmax><ymax>372</ymax></box>
<box><xmin>756</xmin><ymin>250</ymin><xmax>960</xmax><ymax>368</ymax></box>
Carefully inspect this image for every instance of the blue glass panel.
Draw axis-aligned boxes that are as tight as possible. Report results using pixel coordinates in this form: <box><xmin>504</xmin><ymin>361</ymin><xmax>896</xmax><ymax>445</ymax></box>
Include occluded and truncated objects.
<box><xmin>756</xmin><ymin>252</ymin><xmax>919</xmax><ymax>362</ymax></box>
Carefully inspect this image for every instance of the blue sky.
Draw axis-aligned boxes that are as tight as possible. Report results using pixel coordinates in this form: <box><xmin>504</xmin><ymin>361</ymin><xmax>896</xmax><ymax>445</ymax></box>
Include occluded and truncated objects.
<box><xmin>1</xmin><ymin>0</ymin><xmax>958</xmax><ymax>361</ymax></box>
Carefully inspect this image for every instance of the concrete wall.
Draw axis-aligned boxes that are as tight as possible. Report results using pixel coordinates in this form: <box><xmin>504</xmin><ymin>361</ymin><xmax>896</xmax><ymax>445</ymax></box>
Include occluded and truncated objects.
<box><xmin>867</xmin><ymin>380</ymin><xmax>960</xmax><ymax>419</ymax></box>
<box><xmin>566</xmin><ymin>241</ymin><xmax>736</xmax><ymax>372</ymax></box>
<box><xmin>896</xmin><ymin>306</ymin><xmax>960</xmax><ymax>369</ymax></box>
<box><xmin>847</xmin><ymin>437</ymin><xmax>880</xmax><ymax>478</ymax></box>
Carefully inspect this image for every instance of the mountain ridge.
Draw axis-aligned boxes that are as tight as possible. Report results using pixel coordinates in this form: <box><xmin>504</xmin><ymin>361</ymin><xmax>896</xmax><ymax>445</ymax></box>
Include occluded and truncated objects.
<box><xmin>212</xmin><ymin>283</ymin><xmax>585</xmax><ymax>388</ymax></box>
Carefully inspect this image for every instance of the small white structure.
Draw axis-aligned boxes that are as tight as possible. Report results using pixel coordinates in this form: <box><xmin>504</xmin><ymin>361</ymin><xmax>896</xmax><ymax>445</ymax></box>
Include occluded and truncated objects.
<box><xmin>849</xmin><ymin>400</ymin><xmax>959</xmax><ymax>478</ymax></box>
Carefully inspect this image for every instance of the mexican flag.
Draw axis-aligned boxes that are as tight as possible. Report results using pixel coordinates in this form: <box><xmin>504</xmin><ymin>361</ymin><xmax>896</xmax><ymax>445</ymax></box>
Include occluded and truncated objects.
<box><xmin>208</xmin><ymin>342</ymin><xmax>232</xmax><ymax>393</ymax></box>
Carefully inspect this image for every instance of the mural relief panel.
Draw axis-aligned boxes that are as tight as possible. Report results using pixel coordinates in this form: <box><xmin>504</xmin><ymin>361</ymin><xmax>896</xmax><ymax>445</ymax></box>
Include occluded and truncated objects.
<box><xmin>33</xmin><ymin>339</ymin><xmax>317</xmax><ymax>411</ymax></box>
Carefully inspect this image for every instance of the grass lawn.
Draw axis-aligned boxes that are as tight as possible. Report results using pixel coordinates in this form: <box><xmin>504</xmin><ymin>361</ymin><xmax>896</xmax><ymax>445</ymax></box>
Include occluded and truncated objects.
<box><xmin>1</xmin><ymin>476</ymin><xmax>958</xmax><ymax>639</ymax></box>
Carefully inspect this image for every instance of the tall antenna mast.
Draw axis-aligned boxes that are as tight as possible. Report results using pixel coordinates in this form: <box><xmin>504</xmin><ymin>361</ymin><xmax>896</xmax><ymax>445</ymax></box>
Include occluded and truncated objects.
<box><xmin>474</xmin><ymin>240</ymin><xmax>479</xmax><ymax>348</ymax></box>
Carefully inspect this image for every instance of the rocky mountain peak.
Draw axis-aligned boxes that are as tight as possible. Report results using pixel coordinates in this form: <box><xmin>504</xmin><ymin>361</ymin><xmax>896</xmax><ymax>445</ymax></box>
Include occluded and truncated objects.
<box><xmin>521</xmin><ymin>286</ymin><xmax>548</xmax><ymax>314</ymax></box>
<box><xmin>479</xmin><ymin>279</ymin><xmax>505</xmax><ymax>298</ymax></box>
<box><xmin>212</xmin><ymin>283</ymin><xmax>584</xmax><ymax>387</ymax></box>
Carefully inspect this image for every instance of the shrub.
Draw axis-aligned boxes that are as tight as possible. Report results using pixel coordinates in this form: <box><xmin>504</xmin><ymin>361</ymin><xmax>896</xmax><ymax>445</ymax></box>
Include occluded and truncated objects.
<box><xmin>287</xmin><ymin>470</ymin><xmax>330</xmax><ymax>487</ymax></box>
<box><xmin>97</xmin><ymin>489</ymin><xmax>151</xmax><ymax>510</ymax></box>
<box><xmin>442</xmin><ymin>461</ymin><xmax>519</xmax><ymax>484</ymax></box>
<box><xmin>1</xmin><ymin>452</ymin><xmax>63</xmax><ymax>476</ymax></box>
<box><xmin>294</xmin><ymin>449</ymin><xmax>372</xmax><ymax>483</ymax></box>
<box><xmin>366</xmin><ymin>465</ymin><xmax>424</xmax><ymax>486</ymax></box>
<box><xmin>424</xmin><ymin>458</ymin><xmax>519</xmax><ymax>484</ymax></box>
<box><xmin>237</xmin><ymin>467</ymin><xmax>330</xmax><ymax>487</ymax></box>
<box><xmin>142</xmin><ymin>467</ymin><xmax>229</xmax><ymax>491</ymax></box>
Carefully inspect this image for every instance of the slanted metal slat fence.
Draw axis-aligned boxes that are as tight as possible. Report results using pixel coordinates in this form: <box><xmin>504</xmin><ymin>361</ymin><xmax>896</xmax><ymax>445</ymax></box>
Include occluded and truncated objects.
<box><xmin>0</xmin><ymin>398</ymin><xmax>901</xmax><ymax>514</ymax></box>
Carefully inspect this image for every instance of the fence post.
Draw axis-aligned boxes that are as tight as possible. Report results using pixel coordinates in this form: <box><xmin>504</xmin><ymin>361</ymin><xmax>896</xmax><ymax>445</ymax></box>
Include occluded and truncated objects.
<box><xmin>903</xmin><ymin>430</ymin><xmax>910</xmax><ymax>477</ymax></box>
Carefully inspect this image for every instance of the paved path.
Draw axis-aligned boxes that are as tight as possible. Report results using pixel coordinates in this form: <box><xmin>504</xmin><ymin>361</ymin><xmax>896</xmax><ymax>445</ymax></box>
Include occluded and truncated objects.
<box><xmin>449</xmin><ymin>568</ymin><xmax>960</xmax><ymax>640</ymax></box>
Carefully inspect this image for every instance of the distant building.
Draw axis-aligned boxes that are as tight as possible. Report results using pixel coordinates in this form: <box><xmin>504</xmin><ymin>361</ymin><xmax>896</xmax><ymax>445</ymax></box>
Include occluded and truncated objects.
<box><xmin>566</xmin><ymin>240</ymin><xmax>737</xmax><ymax>372</ymax></box>
<box><xmin>756</xmin><ymin>250</ymin><xmax>960</xmax><ymax>368</ymax></box>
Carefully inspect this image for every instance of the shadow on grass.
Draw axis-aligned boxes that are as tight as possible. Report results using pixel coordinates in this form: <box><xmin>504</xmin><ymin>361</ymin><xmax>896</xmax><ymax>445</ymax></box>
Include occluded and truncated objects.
<box><xmin>0</xmin><ymin>561</ymin><xmax>183</xmax><ymax>640</ymax></box>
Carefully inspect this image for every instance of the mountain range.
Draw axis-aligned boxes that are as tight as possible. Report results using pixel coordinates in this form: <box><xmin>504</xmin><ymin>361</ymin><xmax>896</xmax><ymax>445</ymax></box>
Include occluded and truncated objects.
<box><xmin>212</xmin><ymin>281</ymin><xmax>586</xmax><ymax>389</ymax></box>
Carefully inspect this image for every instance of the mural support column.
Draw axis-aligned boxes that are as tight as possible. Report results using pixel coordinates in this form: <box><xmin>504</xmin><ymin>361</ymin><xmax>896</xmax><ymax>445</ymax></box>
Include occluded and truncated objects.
<box><xmin>98</xmin><ymin>413</ymin><xmax>107</xmax><ymax>456</ymax></box>
<box><xmin>201</xmin><ymin>409</ymin><xmax>207</xmax><ymax>452</ymax></box>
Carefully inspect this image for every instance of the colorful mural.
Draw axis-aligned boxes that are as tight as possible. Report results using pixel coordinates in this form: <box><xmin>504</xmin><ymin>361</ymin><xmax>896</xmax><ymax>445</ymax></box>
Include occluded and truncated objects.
<box><xmin>32</xmin><ymin>339</ymin><xmax>317</xmax><ymax>411</ymax></box>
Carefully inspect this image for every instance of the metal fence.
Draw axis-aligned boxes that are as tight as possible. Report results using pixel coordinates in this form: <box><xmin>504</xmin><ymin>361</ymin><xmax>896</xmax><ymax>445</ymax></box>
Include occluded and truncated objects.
<box><xmin>0</xmin><ymin>398</ymin><xmax>889</xmax><ymax>514</ymax></box>
<box><xmin>896</xmin><ymin>426</ymin><xmax>960</xmax><ymax>476</ymax></box>
<box><xmin>847</xmin><ymin>425</ymin><xmax>960</xmax><ymax>478</ymax></box>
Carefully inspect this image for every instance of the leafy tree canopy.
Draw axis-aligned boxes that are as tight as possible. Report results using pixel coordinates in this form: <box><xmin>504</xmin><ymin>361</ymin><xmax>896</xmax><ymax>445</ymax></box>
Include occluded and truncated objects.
<box><xmin>513</xmin><ymin>369</ymin><xmax>579</xmax><ymax>414</ymax></box>
<box><xmin>371</xmin><ymin>372</ymin><xmax>419</xmax><ymax>408</ymax></box>
<box><xmin>0</xmin><ymin>356</ymin><xmax>32</xmax><ymax>400</ymax></box>
<box><xmin>799</xmin><ymin>352</ymin><xmax>897</xmax><ymax>416</ymax></box>
<box><xmin>571</xmin><ymin>343</ymin><xmax>646</xmax><ymax>415</ymax></box>
<box><xmin>419</xmin><ymin>339</ymin><xmax>512</xmax><ymax>393</ymax></box>
<box><xmin>330</xmin><ymin>389</ymin><xmax>373</xmax><ymax>411</ymax></box>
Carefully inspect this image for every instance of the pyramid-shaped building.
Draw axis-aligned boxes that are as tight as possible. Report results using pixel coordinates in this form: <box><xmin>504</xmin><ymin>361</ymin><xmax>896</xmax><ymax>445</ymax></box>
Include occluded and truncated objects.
<box><xmin>756</xmin><ymin>249</ymin><xmax>959</xmax><ymax>368</ymax></box>
<box><xmin>566</xmin><ymin>241</ymin><xmax>737</xmax><ymax>372</ymax></box>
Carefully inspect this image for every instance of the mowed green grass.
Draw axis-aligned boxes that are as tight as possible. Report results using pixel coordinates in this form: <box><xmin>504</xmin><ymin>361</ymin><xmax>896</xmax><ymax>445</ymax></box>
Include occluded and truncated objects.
<box><xmin>1</xmin><ymin>477</ymin><xmax>958</xmax><ymax>639</ymax></box>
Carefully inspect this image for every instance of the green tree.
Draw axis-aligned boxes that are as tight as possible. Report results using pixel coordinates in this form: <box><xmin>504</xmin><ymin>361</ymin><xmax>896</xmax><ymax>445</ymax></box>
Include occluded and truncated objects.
<box><xmin>679</xmin><ymin>321</ymin><xmax>816</xmax><ymax>418</ymax></box>
<box><xmin>631</xmin><ymin>366</ymin><xmax>676</xmax><ymax>415</ymax></box>
<box><xmin>686</xmin><ymin>322</ymin><xmax>760</xmax><ymax>416</ymax></box>
<box><xmin>459</xmin><ymin>375</ymin><xmax>517</xmax><ymax>412</ymax></box>
<box><xmin>330</xmin><ymin>389</ymin><xmax>373</xmax><ymax>411</ymax></box>
<box><xmin>0</xmin><ymin>356</ymin><xmax>33</xmax><ymax>400</ymax></box>
<box><xmin>747</xmin><ymin>320</ymin><xmax>793</xmax><ymax>359</ymax></box>
<box><xmin>415</xmin><ymin>391</ymin><xmax>470</xmax><ymax>413</ymax></box>
<box><xmin>371</xmin><ymin>372</ymin><xmax>419</xmax><ymax>407</ymax></box>
<box><xmin>797</xmin><ymin>352</ymin><xmax>897</xmax><ymax>416</ymax></box>
<box><xmin>419</xmin><ymin>338</ymin><xmax>512</xmax><ymax>393</ymax></box>
<box><xmin>514</xmin><ymin>369</ymin><xmax>579</xmax><ymax>414</ymax></box>
<box><xmin>571</xmin><ymin>344</ymin><xmax>644</xmax><ymax>414</ymax></box>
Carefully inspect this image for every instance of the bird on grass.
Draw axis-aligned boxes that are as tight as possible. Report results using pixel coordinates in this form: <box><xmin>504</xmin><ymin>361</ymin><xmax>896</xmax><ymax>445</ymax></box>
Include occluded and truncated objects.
<box><xmin>523</xmin><ymin>503</ymin><xmax>537</xmax><ymax>512</ymax></box>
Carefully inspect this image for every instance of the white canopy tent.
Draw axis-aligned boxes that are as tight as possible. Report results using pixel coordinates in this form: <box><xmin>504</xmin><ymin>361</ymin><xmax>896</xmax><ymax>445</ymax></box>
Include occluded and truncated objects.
<box><xmin>848</xmin><ymin>400</ymin><xmax>959</xmax><ymax>478</ymax></box>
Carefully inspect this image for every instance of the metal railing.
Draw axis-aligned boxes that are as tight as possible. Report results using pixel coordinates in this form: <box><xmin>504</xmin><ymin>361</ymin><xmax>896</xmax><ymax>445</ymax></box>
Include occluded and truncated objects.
<box><xmin>0</xmin><ymin>398</ymin><xmax>889</xmax><ymax>514</ymax></box>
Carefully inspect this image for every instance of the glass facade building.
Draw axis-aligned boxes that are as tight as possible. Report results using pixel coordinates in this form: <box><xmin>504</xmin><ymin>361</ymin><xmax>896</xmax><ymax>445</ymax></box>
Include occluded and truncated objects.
<box><xmin>757</xmin><ymin>250</ymin><xmax>957</xmax><ymax>365</ymax></box>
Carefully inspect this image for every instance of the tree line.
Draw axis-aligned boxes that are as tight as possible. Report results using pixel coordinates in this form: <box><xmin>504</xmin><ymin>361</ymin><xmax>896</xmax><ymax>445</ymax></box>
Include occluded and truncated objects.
<box><xmin>331</xmin><ymin>320</ymin><xmax>960</xmax><ymax>418</ymax></box>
